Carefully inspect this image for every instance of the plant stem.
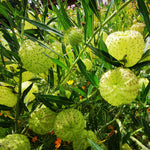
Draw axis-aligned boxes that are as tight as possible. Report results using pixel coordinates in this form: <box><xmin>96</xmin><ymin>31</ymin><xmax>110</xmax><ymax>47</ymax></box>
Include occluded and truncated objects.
<box><xmin>116</xmin><ymin>119</ymin><xmax>149</xmax><ymax>150</ymax></box>
<box><xmin>60</xmin><ymin>45</ymin><xmax>86</xmax><ymax>85</ymax></box>
<box><xmin>15</xmin><ymin>65</ymin><xmax>22</xmax><ymax>133</ymax></box>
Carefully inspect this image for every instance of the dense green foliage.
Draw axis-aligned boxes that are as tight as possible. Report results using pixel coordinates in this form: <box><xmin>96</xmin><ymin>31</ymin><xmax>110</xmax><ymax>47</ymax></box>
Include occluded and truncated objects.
<box><xmin>0</xmin><ymin>0</ymin><xmax>150</xmax><ymax>150</ymax></box>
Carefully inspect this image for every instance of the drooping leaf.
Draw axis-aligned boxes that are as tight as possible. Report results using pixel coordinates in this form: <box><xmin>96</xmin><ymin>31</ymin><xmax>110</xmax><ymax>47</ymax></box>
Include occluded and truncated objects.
<box><xmin>86</xmin><ymin>44</ymin><xmax>121</xmax><ymax>66</ymax></box>
<box><xmin>142</xmin><ymin>119</ymin><xmax>150</xmax><ymax>140</ymax></box>
<box><xmin>23</xmin><ymin>17</ymin><xmax>63</xmax><ymax>37</ymax></box>
<box><xmin>34</xmin><ymin>94</ymin><xmax>74</xmax><ymax>106</ymax></box>
<box><xmin>137</xmin><ymin>0</ymin><xmax>150</xmax><ymax>34</ymax></box>
<box><xmin>44</xmin><ymin>52</ymin><xmax>69</xmax><ymax>71</ymax></box>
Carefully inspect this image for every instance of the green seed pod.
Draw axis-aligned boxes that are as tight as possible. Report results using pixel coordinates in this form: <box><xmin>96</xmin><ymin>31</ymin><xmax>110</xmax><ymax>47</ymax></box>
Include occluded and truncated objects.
<box><xmin>19</xmin><ymin>40</ymin><xmax>58</xmax><ymax>73</ymax></box>
<box><xmin>28</xmin><ymin>106</ymin><xmax>56</xmax><ymax>135</ymax></box>
<box><xmin>0</xmin><ymin>134</ymin><xmax>31</xmax><ymax>150</ymax></box>
<box><xmin>99</xmin><ymin>68</ymin><xmax>139</xmax><ymax>106</ymax></box>
<box><xmin>66</xmin><ymin>27</ymin><xmax>82</xmax><ymax>46</ymax></box>
<box><xmin>105</xmin><ymin>30</ymin><xmax>145</xmax><ymax>67</ymax></box>
<box><xmin>73</xmin><ymin>129</ymin><xmax>98</xmax><ymax>150</ymax></box>
<box><xmin>54</xmin><ymin>108</ymin><xmax>86</xmax><ymax>141</ymax></box>
<box><xmin>0</xmin><ymin>82</ymin><xmax>17</xmax><ymax>107</ymax></box>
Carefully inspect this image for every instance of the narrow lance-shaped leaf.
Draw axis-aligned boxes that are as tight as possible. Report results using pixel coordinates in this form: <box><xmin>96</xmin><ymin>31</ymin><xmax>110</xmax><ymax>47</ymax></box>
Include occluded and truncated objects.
<box><xmin>44</xmin><ymin>53</ymin><xmax>69</xmax><ymax>71</ymax></box>
<box><xmin>86</xmin><ymin>44</ymin><xmax>121</xmax><ymax>66</ymax></box>
<box><xmin>137</xmin><ymin>0</ymin><xmax>150</xmax><ymax>34</ymax></box>
<box><xmin>23</xmin><ymin>17</ymin><xmax>63</xmax><ymax>37</ymax></box>
<box><xmin>88</xmin><ymin>139</ymin><xmax>104</xmax><ymax>150</ymax></box>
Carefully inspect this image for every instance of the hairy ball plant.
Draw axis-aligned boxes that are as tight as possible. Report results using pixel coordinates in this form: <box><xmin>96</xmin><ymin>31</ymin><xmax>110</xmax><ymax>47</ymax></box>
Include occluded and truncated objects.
<box><xmin>99</xmin><ymin>68</ymin><xmax>139</xmax><ymax>106</ymax></box>
<box><xmin>105</xmin><ymin>30</ymin><xmax>145</xmax><ymax>67</ymax></box>
<box><xmin>0</xmin><ymin>134</ymin><xmax>31</xmax><ymax>150</ymax></box>
<box><xmin>64</xmin><ymin>27</ymin><xmax>83</xmax><ymax>46</ymax></box>
<box><xmin>19</xmin><ymin>40</ymin><xmax>59</xmax><ymax>73</ymax></box>
<box><xmin>54</xmin><ymin>108</ymin><xmax>86</xmax><ymax>141</ymax></box>
<box><xmin>28</xmin><ymin>106</ymin><xmax>56</xmax><ymax>135</ymax></box>
<box><xmin>0</xmin><ymin>82</ymin><xmax>17</xmax><ymax>107</ymax></box>
<box><xmin>73</xmin><ymin>129</ymin><xmax>98</xmax><ymax>150</ymax></box>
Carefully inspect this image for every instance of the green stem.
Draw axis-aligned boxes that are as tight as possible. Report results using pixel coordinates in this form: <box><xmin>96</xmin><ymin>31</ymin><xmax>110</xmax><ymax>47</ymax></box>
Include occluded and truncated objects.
<box><xmin>116</xmin><ymin>119</ymin><xmax>149</xmax><ymax>150</ymax></box>
<box><xmin>60</xmin><ymin>45</ymin><xmax>86</xmax><ymax>85</ymax></box>
<box><xmin>87</xmin><ymin>0</ymin><xmax>132</xmax><ymax>45</ymax></box>
<box><xmin>15</xmin><ymin>65</ymin><xmax>22</xmax><ymax>133</ymax></box>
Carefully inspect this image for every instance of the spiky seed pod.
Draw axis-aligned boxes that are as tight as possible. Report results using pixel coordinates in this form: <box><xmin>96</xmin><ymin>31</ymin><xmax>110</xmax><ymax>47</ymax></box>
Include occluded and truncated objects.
<box><xmin>99</xmin><ymin>68</ymin><xmax>139</xmax><ymax>106</ymax></box>
<box><xmin>19</xmin><ymin>40</ymin><xmax>58</xmax><ymax>73</ymax></box>
<box><xmin>28</xmin><ymin>106</ymin><xmax>56</xmax><ymax>135</ymax></box>
<box><xmin>73</xmin><ymin>130</ymin><xmax>98</xmax><ymax>150</ymax></box>
<box><xmin>54</xmin><ymin>108</ymin><xmax>86</xmax><ymax>141</ymax></box>
<box><xmin>0</xmin><ymin>134</ymin><xmax>31</xmax><ymax>150</ymax></box>
<box><xmin>0</xmin><ymin>82</ymin><xmax>17</xmax><ymax>107</ymax></box>
<box><xmin>65</xmin><ymin>27</ymin><xmax>82</xmax><ymax>46</ymax></box>
<box><xmin>130</xmin><ymin>22</ymin><xmax>146</xmax><ymax>34</ymax></box>
<box><xmin>105</xmin><ymin>30</ymin><xmax>145</xmax><ymax>67</ymax></box>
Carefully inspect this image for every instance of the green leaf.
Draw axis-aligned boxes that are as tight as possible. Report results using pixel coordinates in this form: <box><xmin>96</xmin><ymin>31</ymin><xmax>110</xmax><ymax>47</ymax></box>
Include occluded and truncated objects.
<box><xmin>48</xmin><ymin>68</ymin><xmax>54</xmax><ymax>88</ymax></box>
<box><xmin>86</xmin><ymin>44</ymin><xmax>121</xmax><ymax>66</ymax></box>
<box><xmin>23</xmin><ymin>17</ymin><xmax>63</xmax><ymax>37</ymax></box>
<box><xmin>70</xmin><ymin>87</ymin><xmax>87</xmax><ymax>98</ymax></box>
<box><xmin>114</xmin><ymin>0</ymin><xmax>122</xmax><ymax>9</ymax></box>
<box><xmin>141</xmin><ymin>80</ymin><xmax>150</xmax><ymax>102</ymax></box>
<box><xmin>142</xmin><ymin>119</ymin><xmax>150</xmax><ymax>140</ymax></box>
<box><xmin>104</xmin><ymin>0</ymin><xmax>114</xmax><ymax>19</ymax></box>
<box><xmin>34</xmin><ymin>94</ymin><xmax>74</xmax><ymax>106</ymax></box>
<box><xmin>89</xmin><ymin>0</ymin><xmax>100</xmax><ymax>20</ymax></box>
<box><xmin>0</xmin><ymin>28</ymin><xmax>19</xmax><ymax>52</ymax></box>
<box><xmin>44</xmin><ymin>53</ymin><xmax>69</xmax><ymax>71</ymax></box>
<box><xmin>130</xmin><ymin>61</ymin><xmax>150</xmax><ymax>69</ymax></box>
<box><xmin>0</xmin><ymin>44</ymin><xmax>21</xmax><ymax>63</ymax></box>
<box><xmin>24</xmin><ymin>34</ymin><xmax>62</xmax><ymax>57</ymax></box>
<box><xmin>77</xmin><ymin>59</ymin><xmax>98</xmax><ymax>86</ymax></box>
<box><xmin>0</xmin><ymin>104</ymin><xmax>12</xmax><ymax>111</ymax></box>
<box><xmin>88</xmin><ymin>139</ymin><xmax>103</xmax><ymax>150</ymax></box>
<box><xmin>137</xmin><ymin>0</ymin><xmax>150</xmax><ymax>34</ymax></box>
<box><xmin>0</xmin><ymin>121</ymin><xmax>14</xmax><ymax>128</ymax></box>
<box><xmin>50</xmin><ymin>0</ymin><xmax>72</xmax><ymax>30</ymax></box>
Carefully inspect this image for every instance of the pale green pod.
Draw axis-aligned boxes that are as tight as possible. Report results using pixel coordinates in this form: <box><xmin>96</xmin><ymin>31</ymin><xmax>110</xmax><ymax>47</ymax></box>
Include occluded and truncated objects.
<box><xmin>99</xmin><ymin>68</ymin><xmax>139</xmax><ymax>106</ymax></box>
<box><xmin>105</xmin><ymin>30</ymin><xmax>145</xmax><ymax>67</ymax></box>
<box><xmin>54</xmin><ymin>108</ymin><xmax>86</xmax><ymax>141</ymax></box>
<box><xmin>73</xmin><ymin>129</ymin><xmax>98</xmax><ymax>150</ymax></box>
<box><xmin>0</xmin><ymin>82</ymin><xmax>17</xmax><ymax>107</ymax></box>
<box><xmin>28</xmin><ymin>106</ymin><xmax>56</xmax><ymax>135</ymax></box>
<box><xmin>0</xmin><ymin>134</ymin><xmax>31</xmax><ymax>150</ymax></box>
<box><xmin>19</xmin><ymin>40</ymin><xmax>58</xmax><ymax>73</ymax></box>
<box><xmin>67</xmin><ymin>27</ymin><xmax>82</xmax><ymax>46</ymax></box>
